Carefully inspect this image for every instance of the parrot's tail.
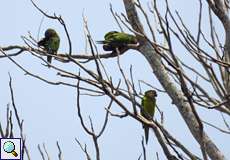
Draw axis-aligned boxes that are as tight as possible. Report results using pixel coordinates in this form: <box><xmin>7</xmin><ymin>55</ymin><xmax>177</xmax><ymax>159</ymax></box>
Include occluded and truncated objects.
<box><xmin>144</xmin><ymin>125</ymin><xmax>149</xmax><ymax>144</ymax></box>
<box><xmin>96</xmin><ymin>40</ymin><xmax>106</xmax><ymax>44</ymax></box>
<box><xmin>47</xmin><ymin>56</ymin><xmax>52</xmax><ymax>64</ymax></box>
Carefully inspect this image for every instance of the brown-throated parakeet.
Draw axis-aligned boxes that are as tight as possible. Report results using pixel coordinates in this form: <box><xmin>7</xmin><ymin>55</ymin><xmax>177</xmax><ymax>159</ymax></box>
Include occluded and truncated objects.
<box><xmin>38</xmin><ymin>28</ymin><xmax>60</xmax><ymax>64</ymax></box>
<box><xmin>97</xmin><ymin>31</ymin><xmax>137</xmax><ymax>52</ymax></box>
<box><xmin>141</xmin><ymin>90</ymin><xmax>157</xmax><ymax>144</ymax></box>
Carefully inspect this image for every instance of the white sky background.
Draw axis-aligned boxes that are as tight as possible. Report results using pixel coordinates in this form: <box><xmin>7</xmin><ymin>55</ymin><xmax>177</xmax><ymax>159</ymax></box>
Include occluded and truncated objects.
<box><xmin>0</xmin><ymin>0</ymin><xmax>229</xmax><ymax>159</ymax></box>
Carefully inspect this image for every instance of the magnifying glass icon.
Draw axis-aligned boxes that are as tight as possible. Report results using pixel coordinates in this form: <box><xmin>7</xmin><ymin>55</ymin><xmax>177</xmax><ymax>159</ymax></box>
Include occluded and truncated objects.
<box><xmin>3</xmin><ymin>141</ymin><xmax>18</xmax><ymax>157</ymax></box>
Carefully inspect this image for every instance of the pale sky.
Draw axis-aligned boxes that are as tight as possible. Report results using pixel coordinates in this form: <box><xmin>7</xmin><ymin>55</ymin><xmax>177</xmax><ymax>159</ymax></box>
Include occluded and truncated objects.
<box><xmin>0</xmin><ymin>0</ymin><xmax>229</xmax><ymax>159</ymax></box>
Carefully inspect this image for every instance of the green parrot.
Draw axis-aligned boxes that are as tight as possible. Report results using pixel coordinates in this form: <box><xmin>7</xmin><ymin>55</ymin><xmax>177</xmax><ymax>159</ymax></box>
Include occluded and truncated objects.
<box><xmin>141</xmin><ymin>90</ymin><xmax>157</xmax><ymax>144</ymax></box>
<box><xmin>97</xmin><ymin>31</ymin><xmax>138</xmax><ymax>52</ymax></box>
<box><xmin>38</xmin><ymin>28</ymin><xmax>60</xmax><ymax>64</ymax></box>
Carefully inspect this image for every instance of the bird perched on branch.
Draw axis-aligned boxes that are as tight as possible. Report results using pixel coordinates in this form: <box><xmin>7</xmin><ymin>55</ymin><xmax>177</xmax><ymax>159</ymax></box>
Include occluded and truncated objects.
<box><xmin>141</xmin><ymin>90</ymin><xmax>157</xmax><ymax>144</ymax></box>
<box><xmin>38</xmin><ymin>28</ymin><xmax>60</xmax><ymax>64</ymax></box>
<box><xmin>97</xmin><ymin>31</ymin><xmax>138</xmax><ymax>52</ymax></box>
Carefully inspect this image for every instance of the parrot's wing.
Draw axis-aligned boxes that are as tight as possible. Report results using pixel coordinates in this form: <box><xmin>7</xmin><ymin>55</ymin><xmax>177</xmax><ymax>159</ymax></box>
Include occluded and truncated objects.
<box><xmin>104</xmin><ymin>31</ymin><xmax>119</xmax><ymax>40</ymax></box>
<box><xmin>141</xmin><ymin>98</ymin><xmax>144</xmax><ymax>108</ymax></box>
<box><xmin>48</xmin><ymin>37</ymin><xmax>60</xmax><ymax>52</ymax></box>
<box><xmin>38</xmin><ymin>38</ymin><xmax>47</xmax><ymax>47</ymax></box>
<box><xmin>102</xmin><ymin>44</ymin><xmax>114</xmax><ymax>51</ymax></box>
<box><xmin>141</xmin><ymin>97</ymin><xmax>145</xmax><ymax>116</ymax></box>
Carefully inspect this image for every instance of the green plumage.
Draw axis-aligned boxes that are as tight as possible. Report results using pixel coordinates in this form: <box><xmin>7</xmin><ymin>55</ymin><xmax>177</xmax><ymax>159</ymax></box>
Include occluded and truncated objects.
<box><xmin>97</xmin><ymin>31</ymin><xmax>137</xmax><ymax>52</ymax></box>
<box><xmin>141</xmin><ymin>90</ymin><xmax>157</xmax><ymax>144</ymax></box>
<box><xmin>38</xmin><ymin>28</ymin><xmax>60</xmax><ymax>64</ymax></box>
